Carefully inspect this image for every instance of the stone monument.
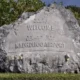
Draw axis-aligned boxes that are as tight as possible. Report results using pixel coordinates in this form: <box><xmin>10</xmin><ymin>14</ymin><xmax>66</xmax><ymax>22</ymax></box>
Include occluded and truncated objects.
<box><xmin>0</xmin><ymin>4</ymin><xmax>80</xmax><ymax>73</ymax></box>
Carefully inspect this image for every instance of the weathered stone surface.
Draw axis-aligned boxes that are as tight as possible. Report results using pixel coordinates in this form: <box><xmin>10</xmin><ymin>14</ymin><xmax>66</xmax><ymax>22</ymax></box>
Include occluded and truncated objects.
<box><xmin>0</xmin><ymin>4</ymin><xmax>80</xmax><ymax>73</ymax></box>
<box><xmin>0</xmin><ymin>48</ymin><xmax>6</xmax><ymax>72</ymax></box>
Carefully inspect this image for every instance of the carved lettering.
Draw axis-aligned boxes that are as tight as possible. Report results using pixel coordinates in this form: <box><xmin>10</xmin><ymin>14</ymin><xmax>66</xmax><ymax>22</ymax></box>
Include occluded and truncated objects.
<box><xmin>26</xmin><ymin>25</ymin><xmax>54</xmax><ymax>31</ymax></box>
<box><xmin>15</xmin><ymin>42</ymin><xmax>65</xmax><ymax>49</ymax></box>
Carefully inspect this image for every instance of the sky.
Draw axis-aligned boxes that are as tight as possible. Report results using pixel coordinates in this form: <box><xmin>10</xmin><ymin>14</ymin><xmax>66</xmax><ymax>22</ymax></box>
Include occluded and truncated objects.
<box><xmin>41</xmin><ymin>0</ymin><xmax>80</xmax><ymax>7</ymax></box>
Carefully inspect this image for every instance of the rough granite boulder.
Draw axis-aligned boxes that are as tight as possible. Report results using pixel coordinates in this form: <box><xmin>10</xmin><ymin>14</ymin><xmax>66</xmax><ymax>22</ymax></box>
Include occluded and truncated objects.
<box><xmin>0</xmin><ymin>4</ymin><xmax>80</xmax><ymax>73</ymax></box>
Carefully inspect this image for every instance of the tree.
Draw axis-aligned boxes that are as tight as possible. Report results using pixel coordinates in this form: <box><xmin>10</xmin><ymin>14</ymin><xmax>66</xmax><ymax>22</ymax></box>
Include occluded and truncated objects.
<box><xmin>66</xmin><ymin>6</ymin><xmax>80</xmax><ymax>25</ymax></box>
<box><xmin>66</xmin><ymin>6</ymin><xmax>80</xmax><ymax>19</ymax></box>
<box><xmin>0</xmin><ymin>0</ymin><xmax>45</xmax><ymax>26</ymax></box>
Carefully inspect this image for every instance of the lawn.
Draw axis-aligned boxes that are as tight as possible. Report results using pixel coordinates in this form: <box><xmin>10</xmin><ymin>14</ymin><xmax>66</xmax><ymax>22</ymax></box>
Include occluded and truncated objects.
<box><xmin>0</xmin><ymin>73</ymin><xmax>80</xmax><ymax>80</ymax></box>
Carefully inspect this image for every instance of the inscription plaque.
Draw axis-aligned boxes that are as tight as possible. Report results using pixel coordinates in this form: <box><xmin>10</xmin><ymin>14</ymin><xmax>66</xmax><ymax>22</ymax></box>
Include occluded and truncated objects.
<box><xmin>2</xmin><ymin>4</ymin><xmax>80</xmax><ymax>73</ymax></box>
<box><xmin>4</xmin><ymin>9</ymin><xmax>75</xmax><ymax>56</ymax></box>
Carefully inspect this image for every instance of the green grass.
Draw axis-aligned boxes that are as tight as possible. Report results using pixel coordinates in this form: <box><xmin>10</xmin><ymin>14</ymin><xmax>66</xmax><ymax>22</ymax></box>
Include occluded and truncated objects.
<box><xmin>0</xmin><ymin>73</ymin><xmax>80</xmax><ymax>80</ymax></box>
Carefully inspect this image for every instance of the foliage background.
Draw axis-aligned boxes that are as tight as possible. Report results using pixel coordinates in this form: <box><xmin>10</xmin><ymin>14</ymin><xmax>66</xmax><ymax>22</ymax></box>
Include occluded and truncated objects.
<box><xmin>0</xmin><ymin>0</ymin><xmax>45</xmax><ymax>26</ymax></box>
<box><xmin>66</xmin><ymin>6</ymin><xmax>80</xmax><ymax>25</ymax></box>
<box><xmin>0</xmin><ymin>0</ymin><xmax>80</xmax><ymax>26</ymax></box>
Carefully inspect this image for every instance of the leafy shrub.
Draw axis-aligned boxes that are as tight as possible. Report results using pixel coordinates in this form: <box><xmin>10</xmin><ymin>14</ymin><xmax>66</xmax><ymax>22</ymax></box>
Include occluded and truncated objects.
<box><xmin>66</xmin><ymin>6</ymin><xmax>80</xmax><ymax>25</ymax></box>
<box><xmin>0</xmin><ymin>0</ymin><xmax>45</xmax><ymax>26</ymax></box>
<box><xmin>66</xmin><ymin>6</ymin><xmax>80</xmax><ymax>19</ymax></box>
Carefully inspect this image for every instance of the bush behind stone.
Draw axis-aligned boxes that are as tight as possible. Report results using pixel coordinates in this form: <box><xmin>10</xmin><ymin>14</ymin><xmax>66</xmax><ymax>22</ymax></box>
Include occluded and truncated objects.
<box><xmin>0</xmin><ymin>0</ymin><xmax>45</xmax><ymax>26</ymax></box>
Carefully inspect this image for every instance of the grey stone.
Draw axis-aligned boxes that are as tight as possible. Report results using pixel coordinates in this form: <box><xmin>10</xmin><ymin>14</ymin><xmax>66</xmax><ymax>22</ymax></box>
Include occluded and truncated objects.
<box><xmin>0</xmin><ymin>4</ymin><xmax>80</xmax><ymax>73</ymax></box>
<box><xmin>0</xmin><ymin>49</ymin><xmax>6</xmax><ymax>72</ymax></box>
<box><xmin>78</xmin><ymin>19</ymin><xmax>80</xmax><ymax>26</ymax></box>
<box><xmin>19</xmin><ymin>12</ymin><xmax>36</xmax><ymax>22</ymax></box>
